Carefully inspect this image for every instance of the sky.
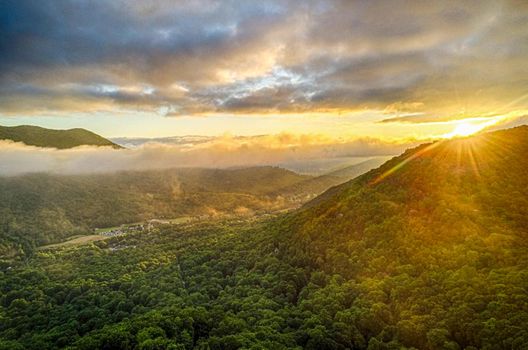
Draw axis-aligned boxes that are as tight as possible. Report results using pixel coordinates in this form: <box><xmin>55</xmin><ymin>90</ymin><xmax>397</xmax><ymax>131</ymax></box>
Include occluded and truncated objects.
<box><xmin>0</xmin><ymin>0</ymin><xmax>527</xmax><ymax>168</ymax></box>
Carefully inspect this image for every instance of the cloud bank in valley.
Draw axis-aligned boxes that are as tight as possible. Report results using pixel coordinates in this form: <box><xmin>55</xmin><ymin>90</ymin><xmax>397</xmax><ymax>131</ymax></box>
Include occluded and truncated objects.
<box><xmin>0</xmin><ymin>134</ymin><xmax>415</xmax><ymax>176</ymax></box>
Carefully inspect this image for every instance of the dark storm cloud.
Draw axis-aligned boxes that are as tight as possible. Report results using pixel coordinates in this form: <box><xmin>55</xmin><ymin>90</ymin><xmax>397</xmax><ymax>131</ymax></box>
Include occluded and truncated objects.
<box><xmin>0</xmin><ymin>0</ymin><xmax>527</xmax><ymax>118</ymax></box>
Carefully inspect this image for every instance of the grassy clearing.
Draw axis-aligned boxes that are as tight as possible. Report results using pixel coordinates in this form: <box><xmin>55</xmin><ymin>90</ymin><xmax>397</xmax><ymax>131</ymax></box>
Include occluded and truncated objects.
<box><xmin>167</xmin><ymin>217</ymin><xmax>192</xmax><ymax>224</ymax></box>
<box><xmin>39</xmin><ymin>217</ymin><xmax>194</xmax><ymax>251</ymax></box>
<box><xmin>38</xmin><ymin>235</ymin><xmax>108</xmax><ymax>250</ymax></box>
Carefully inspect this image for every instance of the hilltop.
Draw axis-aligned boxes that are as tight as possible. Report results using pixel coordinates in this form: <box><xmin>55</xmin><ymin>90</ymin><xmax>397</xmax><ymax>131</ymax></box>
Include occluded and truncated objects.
<box><xmin>0</xmin><ymin>125</ymin><xmax>121</xmax><ymax>149</ymax></box>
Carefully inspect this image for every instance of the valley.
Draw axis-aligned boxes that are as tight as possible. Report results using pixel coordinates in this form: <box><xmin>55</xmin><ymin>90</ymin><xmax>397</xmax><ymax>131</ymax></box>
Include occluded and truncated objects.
<box><xmin>0</xmin><ymin>161</ymin><xmax>386</xmax><ymax>257</ymax></box>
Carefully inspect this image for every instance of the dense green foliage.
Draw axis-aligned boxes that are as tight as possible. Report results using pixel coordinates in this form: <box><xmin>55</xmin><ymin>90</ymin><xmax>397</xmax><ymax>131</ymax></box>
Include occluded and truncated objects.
<box><xmin>0</xmin><ymin>167</ymin><xmax>344</xmax><ymax>256</ymax></box>
<box><xmin>281</xmin><ymin>126</ymin><xmax>528</xmax><ymax>349</ymax></box>
<box><xmin>0</xmin><ymin>125</ymin><xmax>121</xmax><ymax>149</ymax></box>
<box><xmin>1</xmin><ymin>219</ymin><xmax>313</xmax><ymax>349</ymax></box>
<box><xmin>1</xmin><ymin>127</ymin><xmax>527</xmax><ymax>349</ymax></box>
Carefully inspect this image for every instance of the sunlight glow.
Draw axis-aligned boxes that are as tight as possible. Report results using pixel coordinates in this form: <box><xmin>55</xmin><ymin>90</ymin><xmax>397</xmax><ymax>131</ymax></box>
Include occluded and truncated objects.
<box><xmin>370</xmin><ymin>142</ymin><xmax>442</xmax><ymax>185</ymax></box>
<box><xmin>449</xmin><ymin>122</ymin><xmax>483</xmax><ymax>137</ymax></box>
<box><xmin>442</xmin><ymin>117</ymin><xmax>505</xmax><ymax>139</ymax></box>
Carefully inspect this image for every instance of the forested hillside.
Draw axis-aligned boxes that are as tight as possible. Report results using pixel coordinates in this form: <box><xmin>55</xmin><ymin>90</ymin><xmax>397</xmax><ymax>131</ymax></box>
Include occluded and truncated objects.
<box><xmin>0</xmin><ymin>125</ymin><xmax>120</xmax><ymax>149</ymax></box>
<box><xmin>0</xmin><ymin>127</ymin><xmax>527</xmax><ymax>349</ymax></box>
<box><xmin>324</xmin><ymin>158</ymin><xmax>391</xmax><ymax>179</ymax></box>
<box><xmin>0</xmin><ymin>166</ymin><xmax>346</xmax><ymax>256</ymax></box>
<box><xmin>273</xmin><ymin>158</ymin><xmax>392</xmax><ymax>201</ymax></box>
<box><xmin>279</xmin><ymin>125</ymin><xmax>528</xmax><ymax>349</ymax></box>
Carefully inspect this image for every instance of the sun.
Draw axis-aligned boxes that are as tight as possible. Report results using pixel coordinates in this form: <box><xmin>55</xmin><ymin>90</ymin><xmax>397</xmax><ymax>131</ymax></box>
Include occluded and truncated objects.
<box><xmin>443</xmin><ymin>120</ymin><xmax>490</xmax><ymax>139</ymax></box>
<box><xmin>452</xmin><ymin>122</ymin><xmax>482</xmax><ymax>137</ymax></box>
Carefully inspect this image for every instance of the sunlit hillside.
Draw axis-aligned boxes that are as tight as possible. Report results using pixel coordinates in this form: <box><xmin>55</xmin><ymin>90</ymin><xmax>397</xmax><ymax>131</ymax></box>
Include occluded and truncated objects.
<box><xmin>279</xmin><ymin>126</ymin><xmax>528</xmax><ymax>348</ymax></box>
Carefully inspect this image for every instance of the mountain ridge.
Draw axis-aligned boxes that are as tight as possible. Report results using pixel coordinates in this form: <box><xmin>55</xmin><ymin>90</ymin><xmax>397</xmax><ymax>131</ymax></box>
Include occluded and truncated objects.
<box><xmin>0</xmin><ymin>124</ymin><xmax>121</xmax><ymax>149</ymax></box>
<box><xmin>273</xmin><ymin>125</ymin><xmax>528</xmax><ymax>348</ymax></box>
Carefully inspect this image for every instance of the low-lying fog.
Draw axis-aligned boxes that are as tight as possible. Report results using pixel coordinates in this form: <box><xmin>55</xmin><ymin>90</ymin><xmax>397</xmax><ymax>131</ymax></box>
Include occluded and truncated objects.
<box><xmin>0</xmin><ymin>134</ymin><xmax>415</xmax><ymax>176</ymax></box>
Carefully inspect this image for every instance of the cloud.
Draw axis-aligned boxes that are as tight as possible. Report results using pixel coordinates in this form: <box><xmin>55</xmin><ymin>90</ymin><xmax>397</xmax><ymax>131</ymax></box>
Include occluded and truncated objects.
<box><xmin>483</xmin><ymin>113</ymin><xmax>528</xmax><ymax>132</ymax></box>
<box><xmin>379</xmin><ymin>114</ymin><xmax>493</xmax><ymax>124</ymax></box>
<box><xmin>379</xmin><ymin>108</ymin><xmax>528</xmax><ymax>127</ymax></box>
<box><xmin>0</xmin><ymin>134</ymin><xmax>415</xmax><ymax>176</ymax></box>
<box><xmin>0</xmin><ymin>1</ymin><xmax>526</xmax><ymax>119</ymax></box>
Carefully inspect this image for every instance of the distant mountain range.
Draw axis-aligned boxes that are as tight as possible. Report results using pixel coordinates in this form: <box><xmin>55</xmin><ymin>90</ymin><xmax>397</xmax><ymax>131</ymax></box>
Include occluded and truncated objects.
<box><xmin>0</xmin><ymin>125</ymin><xmax>120</xmax><ymax>149</ymax></box>
<box><xmin>111</xmin><ymin>135</ymin><xmax>215</xmax><ymax>148</ymax></box>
